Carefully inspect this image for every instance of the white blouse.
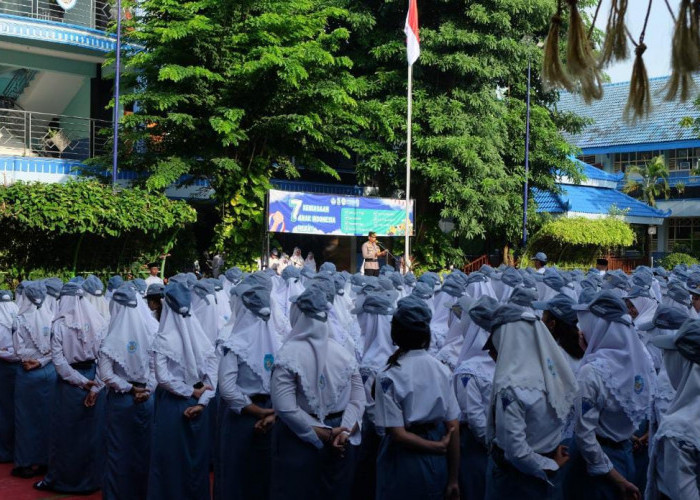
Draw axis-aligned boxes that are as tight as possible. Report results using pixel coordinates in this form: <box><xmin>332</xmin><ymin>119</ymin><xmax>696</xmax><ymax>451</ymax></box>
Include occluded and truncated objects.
<box><xmin>218</xmin><ymin>349</ymin><xmax>268</xmax><ymax>414</ymax></box>
<box><xmin>97</xmin><ymin>354</ymin><xmax>157</xmax><ymax>394</ymax></box>
<box><xmin>454</xmin><ymin>373</ymin><xmax>491</xmax><ymax>446</ymax></box>
<box><xmin>51</xmin><ymin>323</ymin><xmax>104</xmax><ymax>393</ymax></box>
<box><xmin>0</xmin><ymin>323</ymin><xmax>18</xmax><ymax>362</ymax></box>
<box><xmin>154</xmin><ymin>353</ymin><xmax>218</xmax><ymax>407</ymax></box>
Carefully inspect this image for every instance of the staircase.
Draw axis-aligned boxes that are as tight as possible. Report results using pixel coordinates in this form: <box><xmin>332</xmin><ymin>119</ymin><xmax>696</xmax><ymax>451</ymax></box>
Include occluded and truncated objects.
<box><xmin>0</xmin><ymin>69</ymin><xmax>38</xmax><ymax>110</ymax></box>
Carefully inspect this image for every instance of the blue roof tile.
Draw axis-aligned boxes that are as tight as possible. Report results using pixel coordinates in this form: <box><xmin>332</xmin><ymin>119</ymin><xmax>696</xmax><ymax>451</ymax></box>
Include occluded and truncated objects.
<box><xmin>557</xmin><ymin>75</ymin><xmax>700</xmax><ymax>150</ymax></box>
<box><xmin>534</xmin><ymin>184</ymin><xmax>670</xmax><ymax>219</ymax></box>
<box><xmin>570</xmin><ymin>157</ymin><xmax>623</xmax><ymax>182</ymax></box>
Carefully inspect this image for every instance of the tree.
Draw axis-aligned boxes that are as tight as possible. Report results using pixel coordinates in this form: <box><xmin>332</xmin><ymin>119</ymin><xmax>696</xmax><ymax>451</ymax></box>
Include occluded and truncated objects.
<box><xmin>621</xmin><ymin>155</ymin><xmax>671</xmax><ymax>207</ymax></box>
<box><xmin>344</xmin><ymin>0</ymin><xmax>585</xmax><ymax>267</ymax></box>
<box><xmin>115</xmin><ymin>0</ymin><xmax>366</xmax><ymax>265</ymax></box>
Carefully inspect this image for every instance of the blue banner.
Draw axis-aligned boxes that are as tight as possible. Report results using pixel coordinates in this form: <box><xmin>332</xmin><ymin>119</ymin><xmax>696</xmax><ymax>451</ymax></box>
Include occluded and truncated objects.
<box><xmin>267</xmin><ymin>189</ymin><xmax>414</xmax><ymax>236</ymax></box>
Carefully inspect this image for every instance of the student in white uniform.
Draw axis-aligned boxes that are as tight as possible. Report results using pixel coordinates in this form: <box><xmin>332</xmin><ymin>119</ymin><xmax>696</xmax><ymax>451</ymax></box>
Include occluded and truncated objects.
<box><xmin>270</xmin><ymin>285</ymin><xmax>364</xmax><ymax>500</ymax></box>
<box><xmin>374</xmin><ymin>295</ymin><xmax>461</xmax><ymax>500</ymax></box>
<box><xmin>483</xmin><ymin>303</ymin><xmax>577</xmax><ymax>499</ymax></box>
<box><xmin>34</xmin><ymin>282</ymin><xmax>107</xmax><ymax>494</ymax></box>
<box><xmin>98</xmin><ymin>285</ymin><xmax>157</xmax><ymax>500</ymax></box>
<box><xmin>148</xmin><ymin>282</ymin><xmax>218</xmax><ymax>500</ymax></box>
<box><xmin>42</xmin><ymin>277</ymin><xmax>62</xmax><ymax>318</ymax></box>
<box><xmin>82</xmin><ymin>274</ymin><xmax>110</xmax><ymax>321</ymax></box>
<box><xmin>567</xmin><ymin>291</ymin><xmax>656</xmax><ymax>500</ymax></box>
<box><xmin>532</xmin><ymin>252</ymin><xmax>548</xmax><ymax>274</ymax></box>
<box><xmin>215</xmin><ymin>286</ymin><xmax>279</xmax><ymax>500</ymax></box>
<box><xmin>435</xmin><ymin>296</ymin><xmax>475</xmax><ymax>370</ymax></box>
<box><xmin>0</xmin><ymin>289</ymin><xmax>19</xmax><ymax>463</ymax></box>
<box><xmin>11</xmin><ymin>283</ymin><xmax>55</xmax><ymax>479</ymax></box>
<box><xmin>647</xmin><ymin>319</ymin><xmax>700</xmax><ymax>499</ymax></box>
<box><xmin>453</xmin><ymin>296</ymin><xmax>498</xmax><ymax>500</ymax></box>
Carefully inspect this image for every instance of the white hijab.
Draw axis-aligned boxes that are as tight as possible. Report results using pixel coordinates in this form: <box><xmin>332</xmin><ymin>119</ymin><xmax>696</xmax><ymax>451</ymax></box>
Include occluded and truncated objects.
<box><xmin>100</xmin><ymin>300</ymin><xmax>157</xmax><ymax>382</ymax></box>
<box><xmin>466</xmin><ymin>281</ymin><xmax>496</xmax><ymax>300</ymax></box>
<box><xmin>489</xmin><ymin>314</ymin><xmax>578</xmax><ymax>424</ymax></box>
<box><xmin>15</xmin><ymin>301</ymin><xmax>52</xmax><ymax>357</ymax></box>
<box><xmin>453</xmin><ymin>319</ymin><xmax>494</xmax><ymax>385</ymax></box>
<box><xmin>578</xmin><ymin>311</ymin><xmax>656</xmax><ymax>425</ymax></box>
<box><xmin>631</xmin><ymin>296</ymin><xmax>658</xmax><ymax>329</ymax></box>
<box><xmin>431</xmin><ymin>291</ymin><xmax>459</xmax><ymax>339</ymax></box>
<box><xmin>151</xmin><ymin>305</ymin><xmax>215</xmax><ymax>386</ymax></box>
<box><xmin>358</xmin><ymin>312</ymin><xmax>394</xmax><ymax>372</ymax></box>
<box><xmin>274</xmin><ymin>310</ymin><xmax>357</xmax><ymax>421</ymax></box>
<box><xmin>436</xmin><ymin>303</ymin><xmax>475</xmax><ymax>371</ymax></box>
<box><xmin>0</xmin><ymin>300</ymin><xmax>17</xmax><ymax>332</ymax></box>
<box><xmin>647</xmin><ymin>351</ymin><xmax>700</xmax><ymax>498</ymax></box>
<box><xmin>192</xmin><ymin>292</ymin><xmax>220</xmax><ymax>345</ymax></box>
<box><xmin>221</xmin><ymin>307</ymin><xmax>279</xmax><ymax>392</ymax></box>
<box><xmin>85</xmin><ymin>293</ymin><xmax>110</xmax><ymax>321</ymax></box>
<box><xmin>55</xmin><ymin>294</ymin><xmax>107</xmax><ymax>348</ymax></box>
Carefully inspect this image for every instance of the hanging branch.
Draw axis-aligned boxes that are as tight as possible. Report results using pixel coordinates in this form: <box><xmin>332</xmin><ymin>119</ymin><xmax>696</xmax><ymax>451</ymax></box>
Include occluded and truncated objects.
<box><xmin>599</xmin><ymin>0</ymin><xmax>629</xmax><ymax>67</ymax></box>
<box><xmin>666</xmin><ymin>0</ymin><xmax>700</xmax><ymax>100</ymax></box>
<box><xmin>624</xmin><ymin>0</ymin><xmax>653</xmax><ymax>122</ymax></box>
<box><xmin>566</xmin><ymin>0</ymin><xmax>604</xmax><ymax>102</ymax></box>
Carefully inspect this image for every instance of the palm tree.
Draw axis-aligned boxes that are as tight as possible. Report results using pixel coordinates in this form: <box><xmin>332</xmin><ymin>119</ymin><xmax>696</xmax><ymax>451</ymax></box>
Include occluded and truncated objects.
<box><xmin>621</xmin><ymin>155</ymin><xmax>670</xmax><ymax>207</ymax></box>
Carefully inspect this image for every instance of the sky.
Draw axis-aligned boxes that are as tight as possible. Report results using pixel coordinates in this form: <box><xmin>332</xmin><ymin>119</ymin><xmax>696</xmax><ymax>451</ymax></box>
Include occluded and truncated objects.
<box><xmin>589</xmin><ymin>0</ymin><xmax>675</xmax><ymax>83</ymax></box>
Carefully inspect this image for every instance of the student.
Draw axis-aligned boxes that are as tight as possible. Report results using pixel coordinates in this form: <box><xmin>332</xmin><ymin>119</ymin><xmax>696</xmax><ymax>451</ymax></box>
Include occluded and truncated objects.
<box><xmin>452</xmin><ymin>296</ymin><xmax>498</xmax><ymax>500</ymax></box>
<box><xmin>145</xmin><ymin>283</ymin><xmax>164</xmax><ymax>321</ymax></box>
<box><xmin>147</xmin><ymin>283</ymin><xmax>218</xmax><ymax>500</ymax></box>
<box><xmin>435</xmin><ymin>296</ymin><xmax>475</xmax><ymax>370</ymax></box>
<box><xmin>145</xmin><ymin>263</ymin><xmax>164</xmax><ymax>287</ymax></box>
<box><xmin>647</xmin><ymin>319</ymin><xmax>700</xmax><ymax>499</ymax></box>
<box><xmin>567</xmin><ymin>291</ymin><xmax>656</xmax><ymax>500</ymax></box>
<box><xmin>374</xmin><ymin>295</ymin><xmax>461</xmax><ymax>500</ymax></box>
<box><xmin>98</xmin><ymin>285</ymin><xmax>157</xmax><ymax>500</ymax></box>
<box><xmin>83</xmin><ymin>274</ymin><xmax>110</xmax><ymax>321</ymax></box>
<box><xmin>215</xmin><ymin>286</ymin><xmax>278</xmax><ymax>500</ymax></box>
<box><xmin>35</xmin><ymin>282</ymin><xmax>107</xmax><ymax>494</ymax></box>
<box><xmin>484</xmin><ymin>303</ymin><xmax>577</xmax><ymax>499</ymax></box>
<box><xmin>11</xmin><ymin>283</ymin><xmax>55</xmax><ymax>478</ymax></box>
<box><xmin>532</xmin><ymin>252</ymin><xmax>548</xmax><ymax>274</ymax></box>
<box><xmin>0</xmin><ymin>289</ymin><xmax>19</xmax><ymax>463</ymax></box>
<box><xmin>270</xmin><ymin>286</ymin><xmax>365</xmax><ymax>500</ymax></box>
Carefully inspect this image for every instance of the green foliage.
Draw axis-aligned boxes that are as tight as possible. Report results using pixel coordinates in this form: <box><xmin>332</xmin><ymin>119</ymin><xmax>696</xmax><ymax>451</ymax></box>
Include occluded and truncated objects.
<box><xmin>659</xmin><ymin>252</ymin><xmax>700</xmax><ymax>269</ymax></box>
<box><xmin>525</xmin><ymin>216</ymin><xmax>635</xmax><ymax>266</ymax></box>
<box><xmin>113</xmin><ymin>0</ymin><xmax>367</xmax><ymax>263</ymax></box>
<box><xmin>0</xmin><ymin>181</ymin><xmax>197</xmax><ymax>279</ymax></box>
<box><xmin>408</xmin><ymin>217</ymin><xmax>465</xmax><ymax>272</ymax></box>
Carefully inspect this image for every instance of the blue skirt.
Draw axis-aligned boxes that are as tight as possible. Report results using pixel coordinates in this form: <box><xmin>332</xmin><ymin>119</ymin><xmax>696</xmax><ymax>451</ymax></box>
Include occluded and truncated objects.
<box><xmin>14</xmin><ymin>362</ymin><xmax>56</xmax><ymax>467</ymax></box>
<box><xmin>0</xmin><ymin>360</ymin><xmax>19</xmax><ymax>462</ymax></box>
<box><xmin>376</xmin><ymin>422</ymin><xmax>448</xmax><ymax>500</ymax></box>
<box><xmin>459</xmin><ymin>424</ymin><xmax>487</xmax><ymax>500</ymax></box>
<box><xmin>351</xmin><ymin>415</ymin><xmax>380</xmax><ymax>500</ymax></box>
<box><xmin>270</xmin><ymin>415</ymin><xmax>357</xmax><ymax>500</ymax></box>
<box><xmin>147</xmin><ymin>387</ymin><xmax>211</xmax><ymax>500</ymax></box>
<box><xmin>44</xmin><ymin>364</ymin><xmax>105</xmax><ymax>493</ymax></box>
<box><xmin>103</xmin><ymin>389</ymin><xmax>154</xmax><ymax>500</ymax></box>
<box><xmin>484</xmin><ymin>455</ymin><xmax>556</xmax><ymax>500</ymax></box>
<box><xmin>563</xmin><ymin>439</ymin><xmax>635</xmax><ymax>500</ymax></box>
<box><xmin>214</xmin><ymin>397</ymin><xmax>273</xmax><ymax>500</ymax></box>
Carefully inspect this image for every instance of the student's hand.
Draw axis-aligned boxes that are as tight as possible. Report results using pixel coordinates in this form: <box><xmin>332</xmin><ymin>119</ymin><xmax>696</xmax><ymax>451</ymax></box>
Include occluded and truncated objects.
<box><xmin>132</xmin><ymin>388</ymin><xmax>150</xmax><ymax>404</ymax></box>
<box><xmin>22</xmin><ymin>360</ymin><xmax>40</xmax><ymax>371</ymax></box>
<box><xmin>432</xmin><ymin>425</ymin><xmax>455</xmax><ymax>454</ymax></box>
<box><xmin>578</xmin><ymin>330</ymin><xmax>588</xmax><ymax>352</ymax></box>
<box><xmin>615</xmin><ymin>479</ymin><xmax>640</xmax><ymax>500</ymax></box>
<box><xmin>84</xmin><ymin>391</ymin><xmax>98</xmax><ymax>408</ymax></box>
<box><xmin>254</xmin><ymin>413</ymin><xmax>276</xmax><ymax>434</ymax></box>
<box><xmin>552</xmin><ymin>444</ymin><xmax>570</xmax><ymax>467</ymax></box>
<box><xmin>183</xmin><ymin>404</ymin><xmax>205</xmax><ymax>419</ymax></box>
<box><xmin>243</xmin><ymin>404</ymin><xmax>274</xmax><ymax>420</ymax></box>
<box><xmin>191</xmin><ymin>384</ymin><xmax>213</xmax><ymax>400</ymax></box>
<box><xmin>331</xmin><ymin>430</ymin><xmax>350</xmax><ymax>457</ymax></box>
<box><xmin>83</xmin><ymin>380</ymin><xmax>98</xmax><ymax>391</ymax></box>
<box><xmin>444</xmin><ymin>480</ymin><xmax>460</xmax><ymax>500</ymax></box>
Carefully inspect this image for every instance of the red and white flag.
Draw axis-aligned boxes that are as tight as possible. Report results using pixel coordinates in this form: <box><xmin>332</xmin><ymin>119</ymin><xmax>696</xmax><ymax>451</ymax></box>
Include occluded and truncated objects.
<box><xmin>404</xmin><ymin>0</ymin><xmax>420</xmax><ymax>66</ymax></box>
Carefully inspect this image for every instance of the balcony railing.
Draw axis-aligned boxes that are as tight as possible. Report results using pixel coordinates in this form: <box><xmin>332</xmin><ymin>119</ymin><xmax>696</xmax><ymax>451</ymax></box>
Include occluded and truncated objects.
<box><xmin>0</xmin><ymin>108</ymin><xmax>110</xmax><ymax>161</ymax></box>
<box><xmin>0</xmin><ymin>0</ymin><xmax>112</xmax><ymax>31</ymax></box>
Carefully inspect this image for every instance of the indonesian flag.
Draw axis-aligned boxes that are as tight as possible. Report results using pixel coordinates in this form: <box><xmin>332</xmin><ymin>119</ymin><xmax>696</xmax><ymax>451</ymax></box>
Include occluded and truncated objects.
<box><xmin>404</xmin><ymin>0</ymin><xmax>420</xmax><ymax>66</ymax></box>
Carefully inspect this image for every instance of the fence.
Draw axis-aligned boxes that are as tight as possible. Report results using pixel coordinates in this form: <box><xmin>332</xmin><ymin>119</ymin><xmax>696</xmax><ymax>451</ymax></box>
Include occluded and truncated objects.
<box><xmin>0</xmin><ymin>108</ymin><xmax>110</xmax><ymax>160</ymax></box>
<box><xmin>463</xmin><ymin>254</ymin><xmax>489</xmax><ymax>274</ymax></box>
<box><xmin>604</xmin><ymin>255</ymin><xmax>649</xmax><ymax>274</ymax></box>
<box><xmin>0</xmin><ymin>0</ymin><xmax>112</xmax><ymax>30</ymax></box>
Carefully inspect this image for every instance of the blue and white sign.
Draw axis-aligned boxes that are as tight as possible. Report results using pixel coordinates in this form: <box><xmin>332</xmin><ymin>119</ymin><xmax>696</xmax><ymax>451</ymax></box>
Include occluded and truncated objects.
<box><xmin>267</xmin><ymin>189</ymin><xmax>414</xmax><ymax>237</ymax></box>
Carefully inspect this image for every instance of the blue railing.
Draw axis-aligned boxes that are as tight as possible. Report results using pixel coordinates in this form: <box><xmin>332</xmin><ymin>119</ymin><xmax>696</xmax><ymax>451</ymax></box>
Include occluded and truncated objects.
<box><xmin>0</xmin><ymin>0</ymin><xmax>112</xmax><ymax>31</ymax></box>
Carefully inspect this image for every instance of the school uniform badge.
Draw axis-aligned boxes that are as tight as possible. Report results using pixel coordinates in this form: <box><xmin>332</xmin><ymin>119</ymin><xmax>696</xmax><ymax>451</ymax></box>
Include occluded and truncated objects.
<box><xmin>633</xmin><ymin>375</ymin><xmax>644</xmax><ymax>394</ymax></box>
<box><xmin>127</xmin><ymin>341</ymin><xmax>138</xmax><ymax>354</ymax></box>
<box><xmin>263</xmin><ymin>354</ymin><xmax>274</xmax><ymax>371</ymax></box>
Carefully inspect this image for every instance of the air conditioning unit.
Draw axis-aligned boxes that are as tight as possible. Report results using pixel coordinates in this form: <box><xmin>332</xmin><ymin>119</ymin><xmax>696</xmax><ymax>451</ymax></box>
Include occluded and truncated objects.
<box><xmin>680</xmin><ymin>161</ymin><xmax>691</xmax><ymax>169</ymax></box>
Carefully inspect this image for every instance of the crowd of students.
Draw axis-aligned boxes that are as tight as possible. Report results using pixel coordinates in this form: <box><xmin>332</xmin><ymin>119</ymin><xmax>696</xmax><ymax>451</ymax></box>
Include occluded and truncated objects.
<box><xmin>0</xmin><ymin>257</ymin><xmax>698</xmax><ymax>499</ymax></box>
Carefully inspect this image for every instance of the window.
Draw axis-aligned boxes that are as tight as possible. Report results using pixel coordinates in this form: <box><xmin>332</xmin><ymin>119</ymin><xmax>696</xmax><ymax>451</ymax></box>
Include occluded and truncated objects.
<box><xmin>668</xmin><ymin>148</ymin><xmax>700</xmax><ymax>170</ymax></box>
<box><xmin>612</xmin><ymin>151</ymin><xmax>664</xmax><ymax>173</ymax></box>
<box><xmin>665</xmin><ymin>218</ymin><xmax>700</xmax><ymax>253</ymax></box>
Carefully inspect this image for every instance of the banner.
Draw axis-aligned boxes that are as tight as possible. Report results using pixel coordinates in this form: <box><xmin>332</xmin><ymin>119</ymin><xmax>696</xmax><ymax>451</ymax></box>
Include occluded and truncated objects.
<box><xmin>267</xmin><ymin>189</ymin><xmax>414</xmax><ymax>237</ymax></box>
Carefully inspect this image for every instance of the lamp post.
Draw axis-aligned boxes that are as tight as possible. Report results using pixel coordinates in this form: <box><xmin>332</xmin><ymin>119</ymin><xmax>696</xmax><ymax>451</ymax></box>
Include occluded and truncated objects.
<box><xmin>111</xmin><ymin>0</ymin><xmax>122</xmax><ymax>188</ymax></box>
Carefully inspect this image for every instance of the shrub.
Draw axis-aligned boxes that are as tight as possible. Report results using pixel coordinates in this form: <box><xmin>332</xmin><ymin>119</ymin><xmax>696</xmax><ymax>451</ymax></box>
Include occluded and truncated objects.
<box><xmin>659</xmin><ymin>253</ymin><xmax>699</xmax><ymax>269</ymax></box>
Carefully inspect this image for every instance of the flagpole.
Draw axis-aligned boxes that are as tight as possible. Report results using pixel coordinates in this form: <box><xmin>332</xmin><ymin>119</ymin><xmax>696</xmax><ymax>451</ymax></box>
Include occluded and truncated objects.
<box><xmin>404</xmin><ymin>63</ymin><xmax>413</xmax><ymax>273</ymax></box>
